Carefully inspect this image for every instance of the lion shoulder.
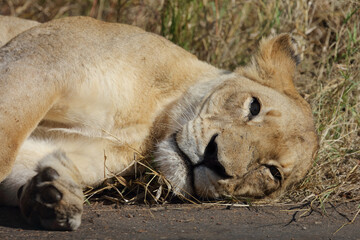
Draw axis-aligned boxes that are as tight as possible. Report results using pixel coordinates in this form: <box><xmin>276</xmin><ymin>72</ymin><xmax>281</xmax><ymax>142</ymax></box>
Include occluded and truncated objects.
<box><xmin>0</xmin><ymin>15</ymin><xmax>40</xmax><ymax>47</ymax></box>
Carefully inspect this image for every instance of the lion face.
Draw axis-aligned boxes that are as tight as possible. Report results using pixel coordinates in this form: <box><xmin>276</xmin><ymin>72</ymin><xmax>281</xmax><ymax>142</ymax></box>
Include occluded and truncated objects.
<box><xmin>156</xmin><ymin>34</ymin><xmax>318</xmax><ymax>199</ymax></box>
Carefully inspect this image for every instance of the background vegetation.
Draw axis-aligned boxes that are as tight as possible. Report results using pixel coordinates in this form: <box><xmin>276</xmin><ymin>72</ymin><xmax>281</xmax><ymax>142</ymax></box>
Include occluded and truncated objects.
<box><xmin>0</xmin><ymin>0</ymin><xmax>359</xmax><ymax>206</ymax></box>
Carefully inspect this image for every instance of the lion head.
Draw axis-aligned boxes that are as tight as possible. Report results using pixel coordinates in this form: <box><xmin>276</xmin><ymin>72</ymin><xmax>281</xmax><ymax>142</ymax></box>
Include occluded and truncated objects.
<box><xmin>156</xmin><ymin>34</ymin><xmax>318</xmax><ymax>200</ymax></box>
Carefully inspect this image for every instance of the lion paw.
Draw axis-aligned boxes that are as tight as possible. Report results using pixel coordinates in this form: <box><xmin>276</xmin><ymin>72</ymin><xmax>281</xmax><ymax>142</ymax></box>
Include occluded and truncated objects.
<box><xmin>18</xmin><ymin>165</ymin><xmax>84</xmax><ymax>230</ymax></box>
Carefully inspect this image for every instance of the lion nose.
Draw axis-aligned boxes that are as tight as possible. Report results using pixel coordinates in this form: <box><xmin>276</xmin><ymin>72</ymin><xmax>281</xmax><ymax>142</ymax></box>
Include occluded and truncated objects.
<box><xmin>201</xmin><ymin>134</ymin><xmax>232</xmax><ymax>179</ymax></box>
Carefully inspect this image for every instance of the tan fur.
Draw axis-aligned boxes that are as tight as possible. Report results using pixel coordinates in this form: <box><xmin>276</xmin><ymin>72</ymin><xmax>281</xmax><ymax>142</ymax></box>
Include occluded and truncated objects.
<box><xmin>0</xmin><ymin>16</ymin><xmax>40</xmax><ymax>47</ymax></box>
<box><xmin>0</xmin><ymin>16</ymin><xmax>318</xmax><ymax>230</ymax></box>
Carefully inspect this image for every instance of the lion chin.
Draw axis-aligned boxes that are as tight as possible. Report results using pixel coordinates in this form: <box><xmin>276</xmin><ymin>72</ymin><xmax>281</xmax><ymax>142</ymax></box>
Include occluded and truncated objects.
<box><xmin>0</xmin><ymin>15</ymin><xmax>318</xmax><ymax>231</ymax></box>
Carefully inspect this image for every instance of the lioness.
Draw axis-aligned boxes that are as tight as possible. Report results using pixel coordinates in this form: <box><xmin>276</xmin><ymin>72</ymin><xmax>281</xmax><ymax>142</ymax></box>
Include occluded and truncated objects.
<box><xmin>0</xmin><ymin>16</ymin><xmax>318</xmax><ymax>230</ymax></box>
<box><xmin>0</xmin><ymin>16</ymin><xmax>40</xmax><ymax>46</ymax></box>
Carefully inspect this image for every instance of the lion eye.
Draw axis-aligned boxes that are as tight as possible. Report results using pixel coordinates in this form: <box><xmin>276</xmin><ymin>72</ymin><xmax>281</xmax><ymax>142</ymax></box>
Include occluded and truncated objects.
<box><xmin>267</xmin><ymin>165</ymin><xmax>282</xmax><ymax>181</ymax></box>
<box><xmin>249</xmin><ymin>97</ymin><xmax>261</xmax><ymax>117</ymax></box>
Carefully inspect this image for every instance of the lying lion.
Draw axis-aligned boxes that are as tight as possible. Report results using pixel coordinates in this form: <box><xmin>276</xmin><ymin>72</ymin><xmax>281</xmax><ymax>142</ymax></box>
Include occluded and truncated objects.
<box><xmin>0</xmin><ymin>16</ymin><xmax>318</xmax><ymax>230</ymax></box>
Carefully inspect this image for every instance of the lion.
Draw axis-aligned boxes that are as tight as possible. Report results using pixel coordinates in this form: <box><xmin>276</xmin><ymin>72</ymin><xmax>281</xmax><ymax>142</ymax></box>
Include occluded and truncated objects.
<box><xmin>0</xmin><ymin>16</ymin><xmax>318</xmax><ymax>230</ymax></box>
<box><xmin>0</xmin><ymin>15</ymin><xmax>40</xmax><ymax>47</ymax></box>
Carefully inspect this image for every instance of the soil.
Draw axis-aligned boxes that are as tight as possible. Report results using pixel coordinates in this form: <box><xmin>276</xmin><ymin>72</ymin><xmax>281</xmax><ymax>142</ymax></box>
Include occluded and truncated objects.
<box><xmin>0</xmin><ymin>202</ymin><xmax>359</xmax><ymax>240</ymax></box>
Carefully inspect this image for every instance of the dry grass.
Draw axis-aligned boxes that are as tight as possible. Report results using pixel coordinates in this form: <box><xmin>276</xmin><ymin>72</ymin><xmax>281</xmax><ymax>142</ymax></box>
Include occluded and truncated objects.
<box><xmin>1</xmin><ymin>0</ymin><xmax>359</xmax><ymax>206</ymax></box>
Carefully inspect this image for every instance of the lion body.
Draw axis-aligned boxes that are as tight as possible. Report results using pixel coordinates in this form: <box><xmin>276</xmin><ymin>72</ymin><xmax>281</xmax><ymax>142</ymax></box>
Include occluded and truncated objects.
<box><xmin>0</xmin><ymin>16</ymin><xmax>317</xmax><ymax>230</ymax></box>
<box><xmin>0</xmin><ymin>16</ymin><xmax>220</xmax><ymax>184</ymax></box>
<box><xmin>0</xmin><ymin>16</ymin><xmax>40</xmax><ymax>46</ymax></box>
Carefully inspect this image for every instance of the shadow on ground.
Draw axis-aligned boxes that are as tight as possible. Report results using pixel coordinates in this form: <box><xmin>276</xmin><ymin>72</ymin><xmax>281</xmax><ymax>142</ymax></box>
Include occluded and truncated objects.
<box><xmin>0</xmin><ymin>202</ymin><xmax>359</xmax><ymax>239</ymax></box>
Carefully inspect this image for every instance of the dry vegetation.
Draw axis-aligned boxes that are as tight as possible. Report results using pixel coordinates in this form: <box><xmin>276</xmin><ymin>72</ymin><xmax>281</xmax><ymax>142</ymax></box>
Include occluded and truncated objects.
<box><xmin>0</xmin><ymin>0</ymin><xmax>359</xmax><ymax>207</ymax></box>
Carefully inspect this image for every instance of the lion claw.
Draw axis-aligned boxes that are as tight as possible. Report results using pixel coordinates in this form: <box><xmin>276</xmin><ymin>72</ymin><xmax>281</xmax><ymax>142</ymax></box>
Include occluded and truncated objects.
<box><xmin>18</xmin><ymin>166</ymin><xmax>83</xmax><ymax>230</ymax></box>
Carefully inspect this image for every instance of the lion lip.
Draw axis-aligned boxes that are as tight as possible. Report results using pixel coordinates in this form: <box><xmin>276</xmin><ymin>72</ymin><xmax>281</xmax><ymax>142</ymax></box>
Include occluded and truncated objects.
<box><xmin>170</xmin><ymin>133</ymin><xmax>194</xmax><ymax>171</ymax></box>
<box><xmin>169</xmin><ymin>132</ymin><xmax>197</xmax><ymax>196</ymax></box>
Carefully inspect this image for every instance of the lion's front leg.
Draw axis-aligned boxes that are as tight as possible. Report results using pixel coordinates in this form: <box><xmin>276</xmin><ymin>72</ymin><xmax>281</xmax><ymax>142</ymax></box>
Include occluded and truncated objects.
<box><xmin>18</xmin><ymin>151</ymin><xmax>84</xmax><ymax>231</ymax></box>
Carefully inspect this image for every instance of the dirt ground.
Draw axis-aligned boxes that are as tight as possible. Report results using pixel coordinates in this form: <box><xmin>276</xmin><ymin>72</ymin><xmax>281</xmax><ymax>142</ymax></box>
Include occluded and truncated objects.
<box><xmin>0</xmin><ymin>202</ymin><xmax>359</xmax><ymax>240</ymax></box>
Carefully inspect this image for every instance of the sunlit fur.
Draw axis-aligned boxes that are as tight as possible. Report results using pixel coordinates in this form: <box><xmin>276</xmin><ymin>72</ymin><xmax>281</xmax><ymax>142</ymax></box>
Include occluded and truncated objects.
<box><xmin>0</xmin><ymin>16</ymin><xmax>317</xmax><ymax>230</ymax></box>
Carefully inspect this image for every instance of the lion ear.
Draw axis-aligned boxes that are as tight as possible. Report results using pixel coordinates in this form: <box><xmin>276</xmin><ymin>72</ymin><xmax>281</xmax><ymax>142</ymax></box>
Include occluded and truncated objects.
<box><xmin>236</xmin><ymin>33</ymin><xmax>300</xmax><ymax>96</ymax></box>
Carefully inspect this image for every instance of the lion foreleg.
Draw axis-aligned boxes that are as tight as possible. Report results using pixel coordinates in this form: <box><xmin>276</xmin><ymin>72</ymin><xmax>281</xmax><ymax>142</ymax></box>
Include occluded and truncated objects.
<box><xmin>0</xmin><ymin>137</ymin><xmax>85</xmax><ymax>230</ymax></box>
<box><xmin>0</xmin><ymin>63</ymin><xmax>62</xmax><ymax>182</ymax></box>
